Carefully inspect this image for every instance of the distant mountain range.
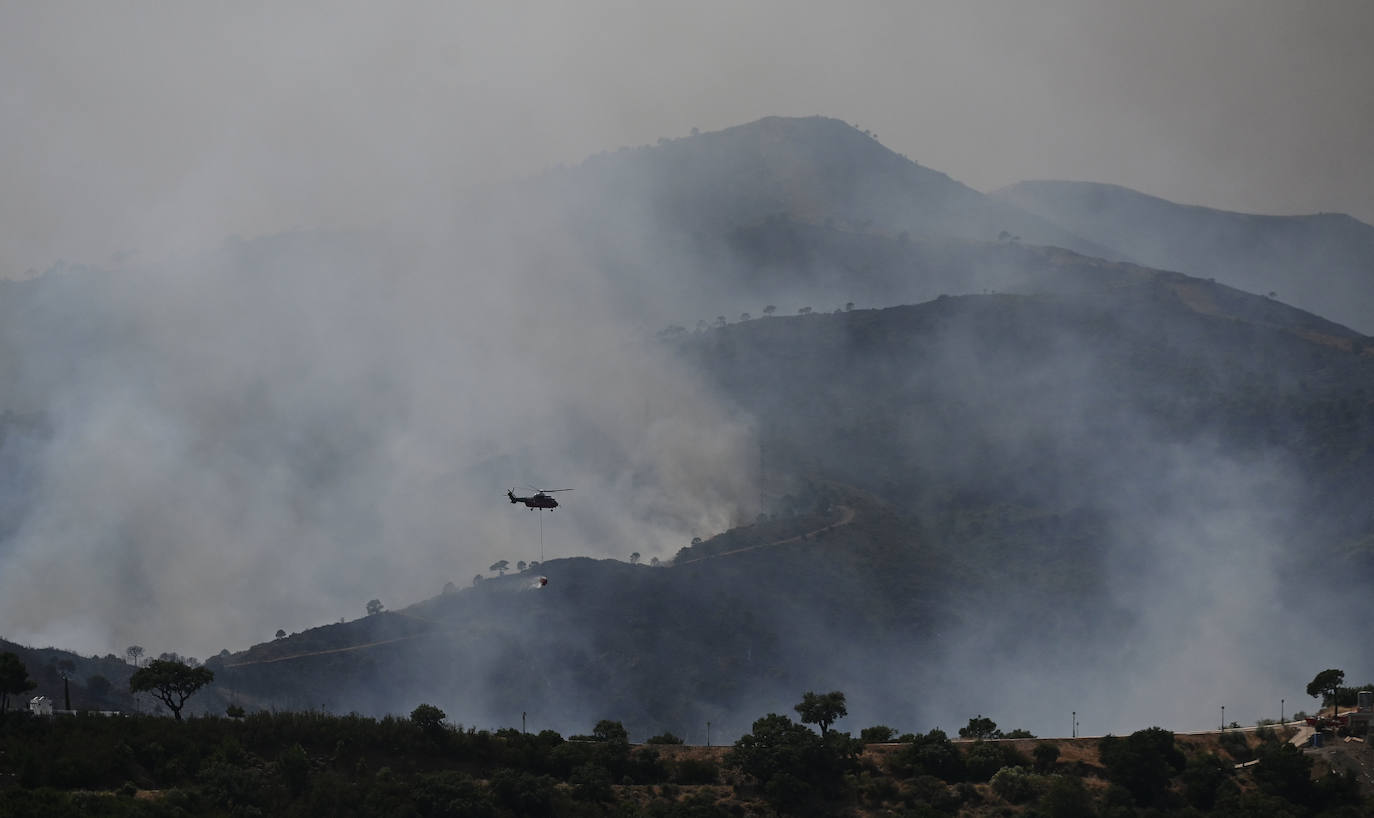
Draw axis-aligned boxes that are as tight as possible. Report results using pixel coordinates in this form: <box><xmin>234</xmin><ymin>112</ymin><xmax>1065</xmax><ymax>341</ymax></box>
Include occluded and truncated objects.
<box><xmin>5</xmin><ymin>116</ymin><xmax>1374</xmax><ymax>737</ymax></box>
<box><xmin>995</xmin><ymin>180</ymin><xmax>1374</xmax><ymax>334</ymax></box>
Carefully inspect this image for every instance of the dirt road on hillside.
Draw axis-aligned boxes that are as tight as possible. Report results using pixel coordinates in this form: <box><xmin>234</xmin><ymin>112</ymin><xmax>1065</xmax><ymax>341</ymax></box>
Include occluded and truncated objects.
<box><xmin>674</xmin><ymin>505</ymin><xmax>856</xmax><ymax>565</ymax></box>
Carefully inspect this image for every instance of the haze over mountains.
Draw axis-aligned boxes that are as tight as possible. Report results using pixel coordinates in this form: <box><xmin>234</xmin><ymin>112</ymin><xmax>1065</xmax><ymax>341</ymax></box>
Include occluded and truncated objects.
<box><xmin>3</xmin><ymin>116</ymin><xmax>1373</xmax><ymax>740</ymax></box>
<box><xmin>996</xmin><ymin>180</ymin><xmax>1374</xmax><ymax>334</ymax></box>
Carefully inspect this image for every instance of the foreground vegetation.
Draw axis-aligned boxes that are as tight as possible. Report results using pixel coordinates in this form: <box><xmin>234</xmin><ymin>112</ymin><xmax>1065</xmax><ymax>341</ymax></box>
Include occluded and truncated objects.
<box><xmin>1</xmin><ymin>692</ymin><xmax>1365</xmax><ymax>817</ymax></box>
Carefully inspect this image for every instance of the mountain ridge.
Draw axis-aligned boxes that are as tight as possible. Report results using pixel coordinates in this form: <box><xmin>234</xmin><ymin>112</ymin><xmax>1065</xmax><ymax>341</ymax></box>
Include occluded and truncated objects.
<box><xmin>994</xmin><ymin>179</ymin><xmax>1374</xmax><ymax>333</ymax></box>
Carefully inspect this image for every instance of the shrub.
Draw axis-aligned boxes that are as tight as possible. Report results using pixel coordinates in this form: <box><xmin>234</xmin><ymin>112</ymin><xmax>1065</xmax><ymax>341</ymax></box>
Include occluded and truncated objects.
<box><xmin>1033</xmin><ymin>742</ymin><xmax>1060</xmax><ymax>772</ymax></box>
<box><xmin>1097</xmin><ymin>727</ymin><xmax>1184</xmax><ymax>806</ymax></box>
<box><xmin>674</xmin><ymin>757</ymin><xmax>720</xmax><ymax>785</ymax></box>
<box><xmin>646</xmin><ymin>731</ymin><xmax>685</xmax><ymax>745</ymax></box>
<box><xmin>963</xmin><ymin>740</ymin><xmax>1007</xmax><ymax>782</ymax></box>
<box><xmin>990</xmin><ymin>766</ymin><xmax>1044</xmax><ymax>804</ymax></box>
<box><xmin>890</xmin><ymin>728</ymin><xmax>964</xmax><ymax>782</ymax></box>
<box><xmin>859</xmin><ymin>724</ymin><xmax>896</xmax><ymax>743</ymax></box>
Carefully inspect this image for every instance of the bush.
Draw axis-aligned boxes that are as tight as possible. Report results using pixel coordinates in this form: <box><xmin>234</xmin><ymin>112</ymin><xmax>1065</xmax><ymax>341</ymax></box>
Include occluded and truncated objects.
<box><xmin>1097</xmin><ymin>727</ymin><xmax>1185</xmax><ymax>806</ymax></box>
<box><xmin>1217</xmin><ymin>729</ymin><xmax>1252</xmax><ymax>762</ymax></box>
<box><xmin>990</xmin><ymin>766</ymin><xmax>1044</xmax><ymax>804</ymax></box>
<box><xmin>890</xmin><ymin>728</ymin><xmax>964</xmax><ymax>782</ymax></box>
<box><xmin>963</xmin><ymin>740</ymin><xmax>1007</xmax><ymax>782</ymax></box>
<box><xmin>673</xmin><ymin>757</ymin><xmax>720</xmax><ymax>785</ymax></box>
<box><xmin>1038</xmin><ymin>774</ymin><xmax>1094</xmax><ymax>818</ymax></box>
<box><xmin>1033</xmin><ymin>742</ymin><xmax>1060</xmax><ymax>772</ymax></box>
<box><xmin>646</xmin><ymin>731</ymin><xmax>685</xmax><ymax>745</ymax></box>
<box><xmin>859</xmin><ymin>724</ymin><xmax>896</xmax><ymax>743</ymax></box>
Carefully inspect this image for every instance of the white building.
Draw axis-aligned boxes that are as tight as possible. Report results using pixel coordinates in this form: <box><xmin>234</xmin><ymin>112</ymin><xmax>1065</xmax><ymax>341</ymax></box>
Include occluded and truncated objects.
<box><xmin>29</xmin><ymin>696</ymin><xmax>53</xmax><ymax>716</ymax></box>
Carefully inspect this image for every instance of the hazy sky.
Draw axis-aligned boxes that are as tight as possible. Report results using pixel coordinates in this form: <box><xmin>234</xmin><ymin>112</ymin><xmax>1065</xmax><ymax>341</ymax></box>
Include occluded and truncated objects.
<box><xmin>3</xmin><ymin>0</ymin><xmax>1372</xmax><ymax>277</ymax></box>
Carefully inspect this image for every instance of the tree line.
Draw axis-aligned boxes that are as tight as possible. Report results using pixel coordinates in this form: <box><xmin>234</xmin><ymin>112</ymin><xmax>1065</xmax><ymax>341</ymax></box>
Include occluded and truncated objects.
<box><xmin>1</xmin><ymin>681</ymin><xmax>1365</xmax><ymax>816</ymax></box>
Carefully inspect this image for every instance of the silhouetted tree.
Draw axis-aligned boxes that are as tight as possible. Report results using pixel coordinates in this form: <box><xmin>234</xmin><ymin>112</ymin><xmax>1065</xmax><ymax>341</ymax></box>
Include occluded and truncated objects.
<box><xmin>646</xmin><ymin>731</ymin><xmax>685</xmax><ymax>744</ymax></box>
<box><xmin>129</xmin><ymin>659</ymin><xmax>214</xmax><ymax>721</ymax></box>
<box><xmin>860</xmin><ymin>725</ymin><xmax>895</xmax><ymax>743</ymax></box>
<box><xmin>1307</xmin><ymin>668</ymin><xmax>1345</xmax><ymax>712</ymax></box>
<box><xmin>729</xmin><ymin>711</ymin><xmax>858</xmax><ymax>810</ymax></box>
<box><xmin>959</xmin><ymin>714</ymin><xmax>1001</xmax><ymax>739</ymax></box>
<box><xmin>366</xmin><ymin>599</ymin><xmax>385</xmax><ymax>616</ymax></box>
<box><xmin>411</xmin><ymin>703</ymin><xmax>447</xmax><ymax>733</ymax></box>
<box><xmin>740</xmin><ymin>312</ymin><xmax>751</xmax><ymax>321</ymax></box>
<box><xmin>629</xmin><ymin>552</ymin><xmax>641</xmax><ymax>565</ymax></box>
<box><xmin>275</xmin><ymin>629</ymin><xmax>287</xmax><ymax>639</ymax></box>
<box><xmin>1097</xmin><ymin>727</ymin><xmax>1185</xmax><ymax>806</ymax></box>
<box><xmin>762</xmin><ymin>305</ymin><xmax>776</xmax><ymax>316</ymax></box>
<box><xmin>798</xmin><ymin>306</ymin><xmax>812</xmax><ymax>315</ymax></box>
<box><xmin>517</xmin><ymin>560</ymin><xmax>527</xmax><ymax>572</ymax></box>
<box><xmin>795</xmin><ymin>690</ymin><xmax>847</xmax><ymax>736</ymax></box>
<box><xmin>592</xmin><ymin>719</ymin><xmax>629</xmax><ymax>744</ymax></box>
<box><xmin>0</xmin><ymin>652</ymin><xmax>35</xmax><ymax>714</ymax></box>
<box><xmin>126</xmin><ymin>645</ymin><xmax>144</xmax><ymax>666</ymax></box>
<box><xmin>490</xmin><ymin>560</ymin><xmax>510</xmax><ymax>576</ymax></box>
<box><xmin>844</xmin><ymin>302</ymin><xmax>854</xmax><ymax>312</ymax></box>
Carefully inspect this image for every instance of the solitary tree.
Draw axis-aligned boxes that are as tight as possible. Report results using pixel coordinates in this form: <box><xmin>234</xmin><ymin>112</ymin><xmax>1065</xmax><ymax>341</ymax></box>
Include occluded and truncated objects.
<box><xmin>126</xmin><ymin>645</ymin><xmax>144</xmax><ymax>667</ymax></box>
<box><xmin>490</xmin><ymin>560</ymin><xmax>510</xmax><ymax>576</ymax></box>
<box><xmin>517</xmin><ymin>560</ymin><xmax>527</xmax><ymax>572</ymax></box>
<box><xmin>366</xmin><ymin>599</ymin><xmax>385</xmax><ymax>616</ymax></box>
<box><xmin>591</xmin><ymin>719</ymin><xmax>630</xmax><ymax>745</ymax></box>
<box><xmin>959</xmin><ymin>715</ymin><xmax>1002</xmax><ymax>739</ymax></box>
<box><xmin>795</xmin><ymin>690</ymin><xmax>847</xmax><ymax>736</ymax></box>
<box><xmin>1307</xmin><ymin>668</ymin><xmax>1345</xmax><ymax>714</ymax></box>
<box><xmin>762</xmin><ymin>305</ymin><xmax>776</xmax><ymax>316</ymax></box>
<box><xmin>411</xmin><ymin>703</ymin><xmax>447</xmax><ymax>733</ymax></box>
<box><xmin>798</xmin><ymin>306</ymin><xmax>812</xmax><ymax>315</ymax></box>
<box><xmin>629</xmin><ymin>552</ymin><xmax>641</xmax><ymax>565</ymax></box>
<box><xmin>275</xmin><ymin>629</ymin><xmax>287</xmax><ymax>640</ymax></box>
<box><xmin>129</xmin><ymin>659</ymin><xmax>214</xmax><ymax>721</ymax></box>
<box><xmin>0</xmin><ymin>652</ymin><xmax>36</xmax><ymax>714</ymax></box>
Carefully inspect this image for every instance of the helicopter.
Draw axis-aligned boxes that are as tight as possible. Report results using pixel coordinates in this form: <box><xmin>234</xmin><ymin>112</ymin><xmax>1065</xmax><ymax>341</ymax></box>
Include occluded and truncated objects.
<box><xmin>507</xmin><ymin>487</ymin><xmax>572</xmax><ymax>510</ymax></box>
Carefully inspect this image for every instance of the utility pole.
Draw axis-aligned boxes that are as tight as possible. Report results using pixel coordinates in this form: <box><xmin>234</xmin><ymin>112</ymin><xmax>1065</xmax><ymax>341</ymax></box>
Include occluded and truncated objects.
<box><xmin>522</xmin><ymin>711</ymin><xmax>527</xmax><ymax>734</ymax></box>
<box><xmin>706</xmin><ymin>721</ymin><xmax>711</xmax><ymax>748</ymax></box>
<box><xmin>1072</xmin><ymin>711</ymin><xmax>1077</xmax><ymax>739</ymax></box>
<box><xmin>1220</xmin><ymin>706</ymin><xmax>1225</xmax><ymax>731</ymax></box>
<box><xmin>1281</xmin><ymin>698</ymin><xmax>1285</xmax><ymax>725</ymax></box>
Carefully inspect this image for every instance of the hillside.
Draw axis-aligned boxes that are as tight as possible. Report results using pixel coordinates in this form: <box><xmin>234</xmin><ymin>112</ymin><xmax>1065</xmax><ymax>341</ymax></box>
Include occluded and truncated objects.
<box><xmin>194</xmin><ymin>270</ymin><xmax>1374</xmax><ymax>739</ymax></box>
<box><xmin>994</xmin><ymin>180</ymin><xmax>1374</xmax><ymax>333</ymax></box>
<box><xmin>4</xmin><ymin>115</ymin><xmax>1374</xmax><ymax>742</ymax></box>
<box><xmin>504</xmin><ymin>117</ymin><xmax>1119</xmax><ymax>321</ymax></box>
<box><xmin>546</xmin><ymin>116</ymin><xmax>1107</xmax><ymax>250</ymax></box>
